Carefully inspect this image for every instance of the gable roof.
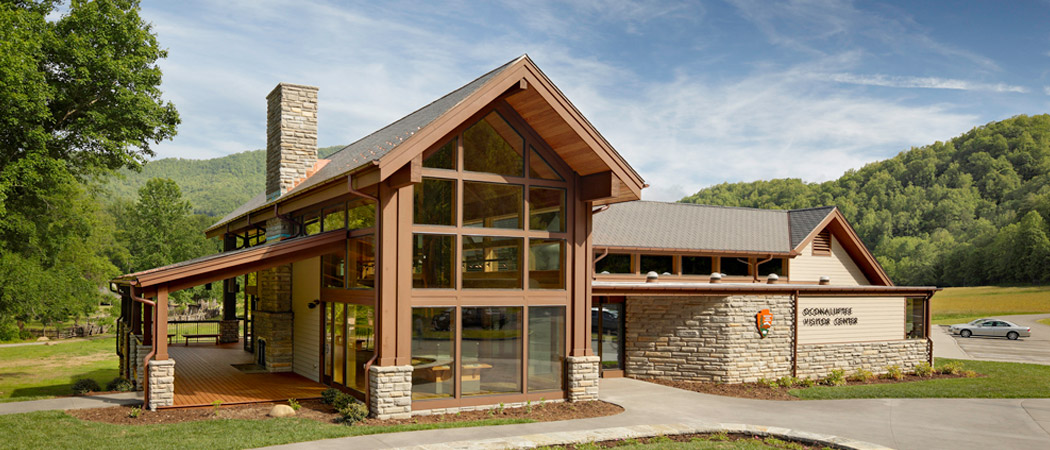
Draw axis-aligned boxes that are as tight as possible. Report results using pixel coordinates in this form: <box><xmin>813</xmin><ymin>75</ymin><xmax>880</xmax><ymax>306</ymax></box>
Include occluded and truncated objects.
<box><xmin>788</xmin><ymin>206</ymin><xmax>836</xmax><ymax>249</ymax></box>
<box><xmin>593</xmin><ymin>201</ymin><xmax>893</xmax><ymax>286</ymax></box>
<box><xmin>209</xmin><ymin>57</ymin><xmax>520</xmax><ymax>231</ymax></box>
<box><xmin>208</xmin><ymin>55</ymin><xmax>645</xmax><ymax>235</ymax></box>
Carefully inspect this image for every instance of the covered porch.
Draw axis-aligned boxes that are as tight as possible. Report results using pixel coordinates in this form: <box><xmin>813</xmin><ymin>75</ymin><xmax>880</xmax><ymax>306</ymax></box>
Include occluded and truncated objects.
<box><xmin>112</xmin><ymin>229</ymin><xmax>348</xmax><ymax>409</ymax></box>
<box><xmin>168</xmin><ymin>340</ymin><xmax>326</xmax><ymax>408</ymax></box>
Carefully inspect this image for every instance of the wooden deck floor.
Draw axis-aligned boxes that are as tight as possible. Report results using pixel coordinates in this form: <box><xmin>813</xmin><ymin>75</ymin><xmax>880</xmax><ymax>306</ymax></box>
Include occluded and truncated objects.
<box><xmin>167</xmin><ymin>341</ymin><xmax>327</xmax><ymax>408</ymax></box>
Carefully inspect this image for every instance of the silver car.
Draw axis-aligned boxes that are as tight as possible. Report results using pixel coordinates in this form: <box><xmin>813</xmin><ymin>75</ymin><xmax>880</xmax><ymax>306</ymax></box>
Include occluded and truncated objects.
<box><xmin>949</xmin><ymin>320</ymin><xmax>1031</xmax><ymax>340</ymax></box>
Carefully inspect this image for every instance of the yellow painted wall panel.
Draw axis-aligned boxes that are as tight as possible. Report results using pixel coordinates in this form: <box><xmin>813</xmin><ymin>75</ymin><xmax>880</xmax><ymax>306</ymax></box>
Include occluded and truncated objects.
<box><xmin>292</xmin><ymin>257</ymin><xmax>321</xmax><ymax>381</ymax></box>
<box><xmin>797</xmin><ymin>296</ymin><xmax>905</xmax><ymax>344</ymax></box>
<box><xmin>791</xmin><ymin>235</ymin><xmax>870</xmax><ymax>285</ymax></box>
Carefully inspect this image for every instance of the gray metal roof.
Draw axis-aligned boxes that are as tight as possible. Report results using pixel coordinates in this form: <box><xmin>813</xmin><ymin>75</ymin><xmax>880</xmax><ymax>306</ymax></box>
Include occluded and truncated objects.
<box><xmin>210</xmin><ymin>56</ymin><xmax>523</xmax><ymax>231</ymax></box>
<box><xmin>592</xmin><ymin>201</ymin><xmax>835</xmax><ymax>254</ymax></box>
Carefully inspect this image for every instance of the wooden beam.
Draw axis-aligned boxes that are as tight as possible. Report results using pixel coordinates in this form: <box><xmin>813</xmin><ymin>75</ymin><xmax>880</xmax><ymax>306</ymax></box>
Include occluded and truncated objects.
<box><xmin>579</xmin><ymin>171</ymin><xmax>618</xmax><ymax>202</ymax></box>
<box><xmin>385</xmin><ymin>155</ymin><xmax>422</xmax><ymax>190</ymax></box>
<box><xmin>155</xmin><ymin>285</ymin><xmax>169</xmax><ymax>360</ymax></box>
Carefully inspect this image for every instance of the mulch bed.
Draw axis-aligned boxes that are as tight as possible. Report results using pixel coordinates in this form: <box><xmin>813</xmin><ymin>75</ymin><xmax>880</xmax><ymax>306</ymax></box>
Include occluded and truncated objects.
<box><xmin>67</xmin><ymin>398</ymin><xmax>623</xmax><ymax>426</ymax></box>
<box><xmin>555</xmin><ymin>432</ymin><xmax>828</xmax><ymax>449</ymax></box>
<box><xmin>640</xmin><ymin>372</ymin><xmax>974</xmax><ymax>401</ymax></box>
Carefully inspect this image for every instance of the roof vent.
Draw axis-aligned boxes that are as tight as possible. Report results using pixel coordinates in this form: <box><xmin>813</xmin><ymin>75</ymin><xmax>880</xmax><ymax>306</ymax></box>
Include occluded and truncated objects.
<box><xmin>645</xmin><ymin>271</ymin><xmax>659</xmax><ymax>283</ymax></box>
<box><xmin>819</xmin><ymin>276</ymin><xmax>830</xmax><ymax>285</ymax></box>
<box><xmin>767</xmin><ymin>273</ymin><xmax>779</xmax><ymax>284</ymax></box>
<box><xmin>710</xmin><ymin>272</ymin><xmax>722</xmax><ymax>284</ymax></box>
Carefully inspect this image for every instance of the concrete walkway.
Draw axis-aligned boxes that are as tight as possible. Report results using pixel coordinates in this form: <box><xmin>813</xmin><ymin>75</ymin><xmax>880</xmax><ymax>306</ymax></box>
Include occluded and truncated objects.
<box><xmin>0</xmin><ymin>392</ymin><xmax>141</xmax><ymax>415</ymax></box>
<box><xmin>266</xmin><ymin>378</ymin><xmax>1050</xmax><ymax>450</ymax></box>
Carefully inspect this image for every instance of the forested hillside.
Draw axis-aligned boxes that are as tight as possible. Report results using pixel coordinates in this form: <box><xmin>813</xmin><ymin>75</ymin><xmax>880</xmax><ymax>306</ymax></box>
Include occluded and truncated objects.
<box><xmin>682</xmin><ymin>114</ymin><xmax>1050</xmax><ymax>287</ymax></box>
<box><xmin>104</xmin><ymin>145</ymin><xmax>344</xmax><ymax>217</ymax></box>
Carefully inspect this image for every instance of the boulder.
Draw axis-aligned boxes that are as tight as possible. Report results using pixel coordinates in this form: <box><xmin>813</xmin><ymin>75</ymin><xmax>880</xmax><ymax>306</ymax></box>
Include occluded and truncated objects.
<box><xmin>36</xmin><ymin>337</ymin><xmax>49</xmax><ymax>342</ymax></box>
<box><xmin>268</xmin><ymin>404</ymin><xmax>296</xmax><ymax>418</ymax></box>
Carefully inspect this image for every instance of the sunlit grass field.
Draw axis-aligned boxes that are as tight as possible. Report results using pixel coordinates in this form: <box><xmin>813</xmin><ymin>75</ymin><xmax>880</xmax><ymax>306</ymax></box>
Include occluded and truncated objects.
<box><xmin>0</xmin><ymin>337</ymin><xmax>118</xmax><ymax>403</ymax></box>
<box><xmin>931</xmin><ymin>286</ymin><xmax>1050</xmax><ymax>325</ymax></box>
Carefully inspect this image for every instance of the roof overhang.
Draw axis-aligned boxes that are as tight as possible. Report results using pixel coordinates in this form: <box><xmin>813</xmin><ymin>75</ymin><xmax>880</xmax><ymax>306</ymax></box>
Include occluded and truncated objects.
<box><xmin>113</xmin><ymin>230</ymin><xmax>347</xmax><ymax>296</ymax></box>
<box><xmin>374</xmin><ymin>55</ymin><xmax>645</xmax><ymax>205</ymax></box>
<box><xmin>791</xmin><ymin>208</ymin><xmax>894</xmax><ymax>286</ymax></box>
<box><xmin>593</xmin><ymin>281</ymin><xmax>939</xmax><ymax>297</ymax></box>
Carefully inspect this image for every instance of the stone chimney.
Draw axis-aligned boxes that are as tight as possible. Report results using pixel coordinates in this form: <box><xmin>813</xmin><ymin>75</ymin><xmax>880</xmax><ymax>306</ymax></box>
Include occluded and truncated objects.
<box><xmin>266</xmin><ymin>83</ymin><xmax>319</xmax><ymax>201</ymax></box>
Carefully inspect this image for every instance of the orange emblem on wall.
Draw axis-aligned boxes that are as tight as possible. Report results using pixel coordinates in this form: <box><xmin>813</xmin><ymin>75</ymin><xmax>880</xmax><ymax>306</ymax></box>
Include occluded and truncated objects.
<box><xmin>756</xmin><ymin>308</ymin><xmax>773</xmax><ymax>338</ymax></box>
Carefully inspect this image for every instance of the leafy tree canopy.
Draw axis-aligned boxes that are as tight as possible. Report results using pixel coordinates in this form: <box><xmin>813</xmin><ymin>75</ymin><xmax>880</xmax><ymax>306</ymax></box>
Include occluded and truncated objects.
<box><xmin>682</xmin><ymin>114</ymin><xmax>1050</xmax><ymax>286</ymax></box>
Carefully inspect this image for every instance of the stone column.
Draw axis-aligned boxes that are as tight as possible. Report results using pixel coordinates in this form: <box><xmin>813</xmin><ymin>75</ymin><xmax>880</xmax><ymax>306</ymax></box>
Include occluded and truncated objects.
<box><xmin>566</xmin><ymin>355</ymin><xmax>600</xmax><ymax>402</ymax></box>
<box><xmin>368</xmin><ymin>365</ymin><xmax>413</xmax><ymax>419</ymax></box>
<box><xmin>147</xmin><ymin>359</ymin><xmax>176</xmax><ymax>410</ymax></box>
<box><xmin>265</xmin><ymin>83</ymin><xmax>318</xmax><ymax>201</ymax></box>
<box><xmin>219</xmin><ymin>319</ymin><xmax>239</xmax><ymax>344</ymax></box>
<box><xmin>130</xmin><ymin>336</ymin><xmax>152</xmax><ymax>391</ymax></box>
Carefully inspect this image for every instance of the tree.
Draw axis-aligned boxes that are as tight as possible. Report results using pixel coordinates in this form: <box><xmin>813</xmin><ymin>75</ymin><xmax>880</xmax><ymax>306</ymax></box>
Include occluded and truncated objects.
<box><xmin>116</xmin><ymin>178</ymin><xmax>217</xmax><ymax>303</ymax></box>
<box><xmin>0</xmin><ymin>0</ymin><xmax>179</xmax><ymax>329</ymax></box>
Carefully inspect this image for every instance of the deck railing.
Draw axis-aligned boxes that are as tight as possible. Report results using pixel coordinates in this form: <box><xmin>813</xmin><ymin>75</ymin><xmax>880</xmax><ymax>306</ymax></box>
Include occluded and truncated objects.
<box><xmin>164</xmin><ymin>319</ymin><xmax>245</xmax><ymax>344</ymax></box>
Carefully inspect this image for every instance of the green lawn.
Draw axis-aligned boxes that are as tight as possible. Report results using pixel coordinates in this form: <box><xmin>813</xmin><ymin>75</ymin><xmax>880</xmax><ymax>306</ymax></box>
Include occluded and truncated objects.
<box><xmin>1039</xmin><ymin>318</ymin><xmax>1050</xmax><ymax>327</ymax></box>
<box><xmin>0</xmin><ymin>410</ymin><xmax>530</xmax><ymax>450</ymax></box>
<box><xmin>931</xmin><ymin>286</ymin><xmax>1050</xmax><ymax>325</ymax></box>
<box><xmin>0</xmin><ymin>337</ymin><xmax>118</xmax><ymax>403</ymax></box>
<box><xmin>790</xmin><ymin>358</ymin><xmax>1050</xmax><ymax>400</ymax></box>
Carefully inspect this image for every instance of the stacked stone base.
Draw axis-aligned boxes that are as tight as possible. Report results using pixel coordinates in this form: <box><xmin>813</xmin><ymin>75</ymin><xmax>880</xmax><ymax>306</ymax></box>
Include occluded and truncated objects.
<box><xmin>795</xmin><ymin>339</ymin><xmax>929</xmax><ymax>379</ymax></box>
<box><xmin>253</xmin><ymin>311</ymin><xmax>293</xmax><ymax>372</ymax></box>
<box><xmin>219</xmin><ymin>319</ymin><xmax>239</xmax><ymax>344</ymax></box>
<box><xmin>129</xmin><ymin>336</ymin><xmax>152</xmax><ymax>391</ymax></box>
<box><xmin>567</xmin><ymin>355</ymin><xmax>600</xmax><ymax>402</ymax></box>
<box><xmin>147</xmin><ymin>359</ymin><xmax>176</xmax><ymax>410</ymax></box>
<box><xmin>368</xmin><ymin>365</ymin><xmax>412</xmax><ymax>419</ymax></box>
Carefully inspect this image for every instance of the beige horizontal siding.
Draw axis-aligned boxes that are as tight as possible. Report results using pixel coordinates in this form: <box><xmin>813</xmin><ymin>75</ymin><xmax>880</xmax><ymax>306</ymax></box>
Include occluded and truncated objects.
<box><xmin>292</xmin><ymin>257</ymin><xmax>321</xmax><ymax>382</ymax></box>
<box><xmin>791</xmin><ymin>234</ymin><xmax>870</xmax><ymax>285</ymax></box>
<box><xmin>797</xmin><ymin>297</ymin><xmax>904</xmax><ymax>344</ymax></box>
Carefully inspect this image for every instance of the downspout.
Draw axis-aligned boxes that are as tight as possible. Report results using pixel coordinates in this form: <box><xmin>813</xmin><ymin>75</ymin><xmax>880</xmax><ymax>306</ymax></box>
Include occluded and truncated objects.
<box><xmin>753</xmin><ymin>255</ymin><xmax>773</xmax><ymax>283</ymax></box>
<box><xmin>592</xmin><ymin>248</ymin><xmax>609</xmax><ymax>280</ymax></box>
<box><xmin>791</xmin><ymin>289</ymin><xmax>799</xmax><ymax>378</ymax></box>
<box><xmin>348</xmin><ymin>174</ymin><xmax>380</xmax><ymax>409</ymax></box>
<box><xmin>130</xmin><ymin>287</ymin><xmax>157</xmax><ymax>409</ymax></box>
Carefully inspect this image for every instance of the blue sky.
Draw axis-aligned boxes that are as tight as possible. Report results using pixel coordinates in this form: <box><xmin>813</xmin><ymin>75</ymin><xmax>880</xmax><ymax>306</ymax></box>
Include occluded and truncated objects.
<box><xmin>139</xmin><ymin>0</ymin><xmax>1050</xmax><ymax>201</ymax></box>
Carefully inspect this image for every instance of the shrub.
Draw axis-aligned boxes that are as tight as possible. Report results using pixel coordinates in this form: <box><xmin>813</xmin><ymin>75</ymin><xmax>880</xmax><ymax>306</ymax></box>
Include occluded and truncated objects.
<box><xmin>106</xmin><ymin>377</ymin><xmax>134</xmax><ymax>392</ymax></box>
<box><xmin>961</xmin><ymin>370</ymin><xmax>978</xmax><ymax>378</ymax></box>
<box><xmin>913</xmin><ymin>362</ymin><xmax>934</xmax><ymax>378</ymax></box>
<box><xmin>938</xmin><ymin>361</ymin><xmax>964</xmax><ymax>375</ymax></box>
<box><xmin>19</xmin><ymin>329</ymin><xmax>33</xmax><ymax>341</ymax></box>
<box><xmin>337</xmin><ymin>402</ymin><xmax>369</xmax><ymax>425</ymax></box>
<box><xmin>881</xmin><ymin>365</ymin><xmax>904</xmax><ymax>381</ymax></box>
<box><xmin>288</xmin><ymin>398</ymin><xmax>301</xmax><ymax>411</ymax></box>
<box><xmin>847</xmin><ymin>369</ymin><xmax>873</xmax><ymax>382</ymax></box>
<box><xmin>72</xmin><ymin>378</ymin><xmax>101</xmax><ymax>395</ymax></box>
<box><xmin>321</xmin><ymin>388</ymin><xmax>341</xmax><ymax>405</ymax></box>
<box><xmin>798</xmin><ymin>377</ymin><xmax>816</xmax><ymax>388</ymax></box>
<box><xmin>128</xmin><ymin>406</ymin><xmax>142</xmax><ymax>418</ymax></box>
<box><xmin>776</xmin><ymin>376</ymin><xmax>798</xmax><ymax>388</ymax></box>
<box><xmin>332</xmin><ymin>392</ymin><xmax>355</xmax><ymax>410</ymax></box>
<box><xmin>822</xmin><ymin>369</ymin><xmax>846</xmax><ymax>386</ymax></box>
<box><xmin>0</xmin><ymin>325</ymin><xmax>18</xmax><ymax>342</ymax></box>
<box><xmin>757</xmin><ymin>378</ymin><xmax>779</xmax><ymax>389</ymax></box>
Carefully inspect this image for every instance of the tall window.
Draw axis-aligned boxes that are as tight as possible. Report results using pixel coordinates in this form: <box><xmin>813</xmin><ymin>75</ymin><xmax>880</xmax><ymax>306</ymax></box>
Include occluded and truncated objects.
<box><xmin>410</xmin><ymin>106</ymin><xmax>571</xmax><ymax>403</ymax></box>
<box><xmin>906</xmin><ymin>298</ymin><xmax>926</xmax><ymax>339</ymax></box>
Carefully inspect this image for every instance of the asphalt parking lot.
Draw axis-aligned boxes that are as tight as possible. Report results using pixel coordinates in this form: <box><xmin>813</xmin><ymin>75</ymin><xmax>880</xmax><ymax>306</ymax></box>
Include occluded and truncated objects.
<box><xmin>943</xmin><ymin>313</ymin><xmax>1050</xmax><ymax>365</ymax></box>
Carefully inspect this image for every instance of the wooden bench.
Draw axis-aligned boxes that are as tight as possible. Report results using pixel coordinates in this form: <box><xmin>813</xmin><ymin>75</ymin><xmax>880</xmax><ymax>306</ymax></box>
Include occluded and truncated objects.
<box><xmin>182</xmin><ymin>333</ymin><xmax>221</xmax><ymax>346</ymax></box>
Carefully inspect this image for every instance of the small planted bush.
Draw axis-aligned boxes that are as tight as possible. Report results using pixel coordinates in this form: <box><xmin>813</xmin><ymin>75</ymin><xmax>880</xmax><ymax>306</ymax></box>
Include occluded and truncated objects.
<box><xmin>847</xmin><ymin>369</ymin><xmax>873</xmax><ymax>382</ymax></box>
<box><xmin>960</xmin><ymin>369</ymin><xmax>978</xmax><ymax>378</ymax></box>
<box><xmin>913</xmin><ymin>362</ymin><xmax>934</xmax><ymax>378</ymax></box>
<box><xmin>798</xmin><ymin>377</ymin><xmax>816</xmax><ymax>388</ymax></box>
<box><xmin>72</xmin><ymin>378</ymin><xmax>101</xmax><ymax>395</ymax></box>
<box><xmin>288</xmin><ymin>398</ymin><xmax>301</xmax><ymax>411</ymax></box>
<box><xmin>882</xmin><ymin>365</ymin><xmax>904</xmax><ymax>381</ymax></box>
<box><xmin>776</xmin><ymin>376</ymin><xmax>798</xmax><ymax>388</ymax></box>
<box><xmin>128</xmin><ymin>406</ymin><xmax>142</xmax><ymax>419</ymax></box>
<box><xmin>938</xmin><ymin>361</ymin><xmax>964</xmax><ymax>375</ymax></box>
<box><xmin>320</xmin><ymin>388</ymin><xmax>340</xmax><ymax>405</ymax></box>
<box><xmin>337</xmin><ymin>402</ymin><xmax>369</xmax><ymax>425</ymax></box>
<box><xmin>822</xmin><ymin>369</ymin><xmax>846</xmax><ymax>386</ymax></box>
<box><xmin>106</xmin><ymin>377</ymin><xmax>134</xmax><ymax>392</ymax></box>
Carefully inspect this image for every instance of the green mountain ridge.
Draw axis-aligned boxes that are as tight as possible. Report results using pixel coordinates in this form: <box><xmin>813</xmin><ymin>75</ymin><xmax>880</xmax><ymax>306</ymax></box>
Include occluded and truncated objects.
<box><xmin>682</xmin><ymin>114</ymin><xmax>1050</xmax><ymax>286</ymax></box>
<box><xmin>104</xmin><ymin>145</ymin><xmax>344</xmax><ymax>218</ymax></box>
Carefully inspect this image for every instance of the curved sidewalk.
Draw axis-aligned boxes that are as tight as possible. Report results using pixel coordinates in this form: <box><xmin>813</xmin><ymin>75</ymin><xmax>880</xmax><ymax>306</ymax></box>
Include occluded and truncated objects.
<box><xmin>265</xmin><ymin>378</ymin><xmax>1050</xmax><ymax>450</ymax></box>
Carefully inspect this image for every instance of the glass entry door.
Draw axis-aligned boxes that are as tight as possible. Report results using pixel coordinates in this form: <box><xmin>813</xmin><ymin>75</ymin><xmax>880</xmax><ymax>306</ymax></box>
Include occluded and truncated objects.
<box><xmin>322</xmin><ymin>302</ymin><xmax>375</xmax><ymax>397</ymax></box>
<box><xmin>591</xmin><ymin>297</ymin><xmax>624</xmax><ymax>376</ymax></box>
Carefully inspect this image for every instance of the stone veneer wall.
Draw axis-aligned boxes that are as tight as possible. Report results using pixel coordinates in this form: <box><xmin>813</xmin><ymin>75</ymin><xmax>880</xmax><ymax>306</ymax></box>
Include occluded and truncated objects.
<box><xmin>130</xmin><ymin>336</ymin><xmax>152</xmax><ymax>390</ymax></box>
<box><xmin>368</xmin><ymin>365</ymin><xmax>412</xmax><ymax>420</ymax></box>
<box><xmin>265</xmin><ymin>83</ymin><xmax>318</xmax><ymax>200</ymax></box>
<box><xmin>795</xmin><ymin>339</ymin><xmax>929</xmax><ymax>379</ymax></box>
<box><xmin>566</xmin><ymin>355</ymin><xmax>600</xmax><ymax>402</ymax></box>
<box><xmin>147</xmin><ymin>359</ymin><xmax>175</xmax><ymax>410</ymax></box>
<box><xmin>625</xmin><ymin>295</ymin><xmax>794</xmax><ymax>384</ymax></box>
<box><xmin>219</xmin><ymin>319</ymin><xmax>239</xmax><ymax>344</ymax></box>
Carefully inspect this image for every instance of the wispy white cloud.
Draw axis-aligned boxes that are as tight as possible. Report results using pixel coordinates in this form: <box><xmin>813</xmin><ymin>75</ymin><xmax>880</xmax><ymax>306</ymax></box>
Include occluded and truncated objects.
<box><xmin>1044</xmin><ymin>86</ymin><xmax>1050</xmax><ymax>96</ymax></box>
<box><xmin>822</xmin><ymin>73</ymin><xmax>1028</xmax><ymax>93</ymax></box>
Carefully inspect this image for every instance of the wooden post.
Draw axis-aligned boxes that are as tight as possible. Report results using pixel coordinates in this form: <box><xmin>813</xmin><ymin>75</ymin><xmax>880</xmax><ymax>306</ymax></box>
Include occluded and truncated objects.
<box><xmin>376</xmin><ymin>181</ymin><xmax>400</xmax><ymax>366</ymax></box>
<box><xmin>395</xmin><ymin>184</ymin><xmax>413</xmax><ymax>366</ymax></box>
<box><xmin>155</xmin><ymin>285</ymin><xmax>170</xmax><ymax>360</ymax></box>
